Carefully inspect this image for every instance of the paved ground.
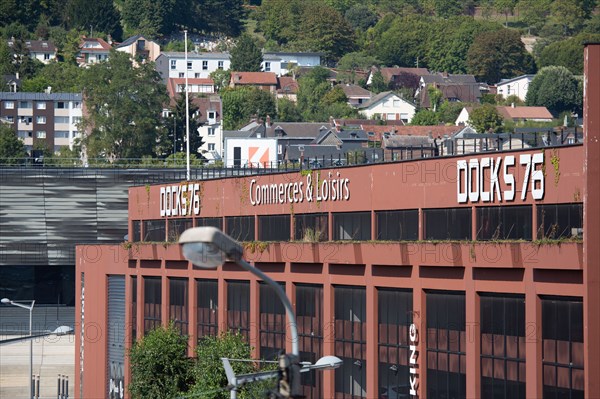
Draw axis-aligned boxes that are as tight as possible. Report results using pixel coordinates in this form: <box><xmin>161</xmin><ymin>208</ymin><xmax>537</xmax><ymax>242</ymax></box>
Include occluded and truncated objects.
<box><xmin>0</xmin><ymin>335</ymin><xmax>74</xmax><ymax>399</ymax></box>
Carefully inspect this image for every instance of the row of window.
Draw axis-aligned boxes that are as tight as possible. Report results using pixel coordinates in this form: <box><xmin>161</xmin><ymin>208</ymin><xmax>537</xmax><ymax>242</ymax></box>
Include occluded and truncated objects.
<box><xmin>132</xmin><ymin>279</ymin><xmax>583</xmax><ymax>399</ymax></box>
<box><xmin>4</xmin><ymin>116</ymin><xmax>82</xmax><ymax>125</ymax></box>
<box><xmin>3</xmin><ymin>100</ymin><xmax>81</xmax><ymax>109</ymax></box>
<box><xmin>132</xmin><ymin>204</ymin><xmax>582</xmax><ymax>243</ymax></box>
<box><xmin>17</xmin><ymin>131</ymin><xmax>79</xmax><ymax>139</ymax></box>
<box><xmin>170</xmin><ymin>59</ymin><xmax>225</xmax><ymax>70</ymax></box>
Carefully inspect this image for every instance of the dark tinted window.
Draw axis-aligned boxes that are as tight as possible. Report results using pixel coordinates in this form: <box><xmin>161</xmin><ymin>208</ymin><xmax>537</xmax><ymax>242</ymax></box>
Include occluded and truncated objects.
<box><xmin>296</xmin><ymin>284</ymin><xmax>324</xmax><ymax>399</ymax></box>
<box><xmin>295</xmin><ymin>213</ymin><xmax>328</xmax><ymax>241</ymax></box>
<box><xmin>167</xmin><ymin>218</ymin><xmax>192</xmax><ymax>242</ymax></box>
<box><xmin>132</xmin><ymin>221</ymin><xmax>141</xmax><ymax>242</ymax></box>
<box><xmin>259</xmin><ymin>215</ymin><xmax>290</xmax><ymax>241</ymax></box>
<box><xmin>131</xmin><ymin>277</ymin><xmax>137</xmax><ymax>342</ymax></box>
<box><xmin>142</xmin><ymin>219</ymin><xmax>166</xmax><ymax>242</ymax></box>
<box><xmin>426</xmin><ymin>291</ymin><xmax>466</xmax><ymax>399</ymax></box>
<box><xmin>226</xmin><ymin>216</ymin><xmax>255</xmax><ymax>241</ymax></box>
<box><xmin>377</xmin><ymin>210</ymin><xmax>419</xmax><ymax>240</ymax></box>
<box><xmin>424</xmin><ymin>208</ymin><xmax>471</xmax><ymax>240</ymax></box>
<box><xmin>169</xmin><ymin>278</ymin><xmax>188</xmax><ymax>335</ymax></box>
<box><xmin>477</xmin><ymin>206</ymin><xmax>532</xmax><ymax>240</ymax></box>
<box><xmin>259</xmin><ymin>282</ymin><xmax>286</xmax><ymax>360</ymax></box>
<box><xmin>197</xmin><ymin>217</ymin><xmax>223</xmax><ymax>230</ymax></box>
<box><xmin>197</xmin><ymin>279</ymin><xmax>218</xmax><ymax>340</ymax></box>
<box><xmin>480</xmin><ymin>294</ymin><xmax>526</xmax><ymax>399</ymax></box>
<box><xmin>537</xmin><ymin>203</ymin><xmax>583</xmax><ymax>239</ymax></box>
<box><xmin>144</xmin><ymin>277</ymin><xmax>161</xmax><ymax>334</ymax></box>
<box><xmin>333</xmin><ymin>212</ymin><xmax>371</xmax><ymax>241</ymax></box>
<box><xmin>227</xmin><ymin>280</ymin><xmax>250</xmax><ymax>341</ymax></box>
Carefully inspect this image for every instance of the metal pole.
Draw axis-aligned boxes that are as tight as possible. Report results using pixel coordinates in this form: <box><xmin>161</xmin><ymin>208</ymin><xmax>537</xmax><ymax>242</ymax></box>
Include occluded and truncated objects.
<box><xmin>235</xmin><ymin>258</ymin><xmax>299</xmax><ymax>356</ymax></box>
<box><xmin>29</xmin><ymin>302</ymin><xmax>34</xmax><ymax>399</ymax></box>
<box><xmin>185</xmin><ymin>29</ymin><xmax>190</xmax><ymax>182</ymax></box>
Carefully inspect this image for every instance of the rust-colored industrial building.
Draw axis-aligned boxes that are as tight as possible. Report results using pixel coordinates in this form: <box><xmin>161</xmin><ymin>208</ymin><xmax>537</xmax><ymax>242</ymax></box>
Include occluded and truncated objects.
<box><xmin>75</xmin><ymin>44</ymin><xmax>600</xmax><ymax>399</ymax></box>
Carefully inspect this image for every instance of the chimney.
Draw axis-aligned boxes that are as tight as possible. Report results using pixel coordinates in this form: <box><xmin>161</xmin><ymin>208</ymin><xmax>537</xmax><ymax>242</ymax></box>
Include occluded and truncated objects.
<box><xmin>266</xmin><ymin>115</ymin><xmax>271</xmax><ymax>128</ymax></box>
<box><xmin>511</xmin><ymin>102</ymin><xmax>515</xmax><ymax>108</ymax></box>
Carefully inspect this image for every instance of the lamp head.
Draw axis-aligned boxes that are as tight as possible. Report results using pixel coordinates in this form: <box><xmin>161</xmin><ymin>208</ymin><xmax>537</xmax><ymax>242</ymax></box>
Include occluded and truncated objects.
<box><xmin>314</xmin><ymin>355</ymin><xmax>343</xmax><ymax>370</ymax></box>
<box><xmin>1</xmin><ymin>298</ymin><xmax>10</xmax><ymax>304</ymax></box>
<box><xmin>179</xmin><ymin>227</ymin><xmax>243</xmax><ymax>269</ymax></box>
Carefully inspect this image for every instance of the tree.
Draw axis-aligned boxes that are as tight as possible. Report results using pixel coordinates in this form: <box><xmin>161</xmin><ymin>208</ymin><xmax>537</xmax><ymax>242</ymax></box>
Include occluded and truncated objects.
<box><xmin>189</xmin><ymin>331</ymin><xmax>275</xmax><ymax>399</ymax></box>
<box><xmin>374</xmin><ymin>15</ymin><xmax>431</xmax><ymax>68</ymax></box>
<box><xmin>468</xmin><ymin>104</ymin><xmax>504</xmax><ymax>133</ymax></box>
<box><xmin>518</xmin><ymin>0</ymin><xmax>552</xmax><ymax>34</ymax></box>
<box><xmin>296</xmin><ymin>70</ymin><xmax>333</xmax><ymax>120</ymax></box>
<box><xmin>494</xmin><ymin>0</ymin><xmax>518</xmax><ymax>26</ymax></box>
<box><xmin>230</xmin><ymin>34</ymin><xmax>262</xmax><ymax>72</ymax></box>
<box><xmin>410</xmin><ymin>109</ymin><xmax>440</xmax><ymax>125</ymax></box>
<box><xmin>128</xmin><ymin>324</ymin><xmax>192</xmax><ymax>399</ymax></box>
<box><xmin>22</xmin><ymin>62</ymin><xmax>84</xmax><ymax>92</ymax></box>
<box><xmin>345</xmin><ymin>4</ymin><xmax>378</xmax><ymax>30</ymax></box>
<box><xmin>537</xmin><ymin>33</ymin><xmax>600</xmax><ymax>75</ymax></box>
<box><xmin>438</xmin><ymin>100</ymin><xmax>465</xmax><ymax>124</ymax></box>
<box><xmin>336</xmin><ymin>52</ymin><xmax>380</xmax><ymax>84</ymax></box>
<box><xmin>159</xmin><ymin>95</ymin><xmax>203</xmax><ymax>158</ymax></box>
<box><xmin>65</xmin><ymin>0</ymin><xmax>122</xmax><ymax>40</ymax></box>
<box><xmin>222</xmin><ymin>87</ymin><xmax>277</xmax><ymax>130</ymax></box>
<box><xmin>549</xmin><ymin>0</ymin><xmax>595</xmax><ymax>35</ymax></box>
<box><xmin>466</xmin><ymin>29</ymin><xmax>536</xmax><ymax>84</ymax></box>
<box><xmin>80</xmin><ymin>51</ymin><xmax>168</xmax><ymax>160</ymax></box>
<box><xmin>276</xmin><ymin>98</ymin><xmax>303</xmax><ymax>122</ymax></box>
<box><xmin>0</xmin><ymin>125</ymin><xmax>27</xmax><ymax>164</ymax></box>
<box><xmin>427</xmin><ymin>86</ymin><xmax>443</xmax><ymax>112</ymax></box>
<box><xmin>210</xmin><ymin>69</ymin><xmax>232</xmax><ymax>93</ymax></box>
<box><xmin>526</xmin><ymin>65</ymin><xmax>581</xmax><ymax>116</ymax></box>
<box><xmin>369</xmin><ymin>70</ymin><xmax>387</xmax><ymax>94</ymax></box>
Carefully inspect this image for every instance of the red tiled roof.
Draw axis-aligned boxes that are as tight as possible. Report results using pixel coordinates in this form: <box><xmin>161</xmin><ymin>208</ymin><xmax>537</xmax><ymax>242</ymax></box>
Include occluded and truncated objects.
<box><xmin>231</xmin><ymin>72</ymin><xmax>278</xmax><ymax>85</ymax></box>
<box><xmin>497</xmin><ymin>106</ymin><xmax>553</xmax><ymax>120</ymax></box>
<box><xmin>79</xmin><ymin>38</ymin><xmax>112</xmax><ymax>52</ymax></box>
<box><xmin>276</xmin><ymin>76</ymin><xmax>299</xmax><ymax>94</ymax></box>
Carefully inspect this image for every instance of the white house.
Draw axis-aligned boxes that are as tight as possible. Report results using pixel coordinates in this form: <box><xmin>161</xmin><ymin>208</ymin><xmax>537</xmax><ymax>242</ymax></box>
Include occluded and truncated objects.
<box><xmin>358</xmin><ymin>91</ymin><xmax>416</xmax><ymax>124</ymax></box>
<box><xmin>77</xmin><ymin>37</ymin><xmax>112</xmax><ymax>66</ymax></box>
<box><xmin>262</xmin><ymin>52</ymin><xmax>322</xmax><ymax>76</ymax></box>
<box><xmin>8</xmin><ymin>39</ymin><xmax>57</xmax><ymax>64</ymax></box>
<box><xmin>455</xmin><ymin>105</ymin><xmax>553</xmax><ymax>129</ymax></box>
<box><xmin>155</xmin><ymin>52</ymin><xmax>231</xmax><ymax>82</ymax></box>
<box><xmin>495</xmin><ymin>75</ymin><xmax>535</xmax><ymax>102</ymax></box>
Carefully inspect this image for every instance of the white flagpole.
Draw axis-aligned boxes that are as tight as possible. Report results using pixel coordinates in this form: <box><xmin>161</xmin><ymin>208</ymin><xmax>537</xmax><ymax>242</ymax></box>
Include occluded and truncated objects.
<box><xmin>185</xmin><ymin>30</ymin><xmax>190</xmax><ymax>181</ymax></box>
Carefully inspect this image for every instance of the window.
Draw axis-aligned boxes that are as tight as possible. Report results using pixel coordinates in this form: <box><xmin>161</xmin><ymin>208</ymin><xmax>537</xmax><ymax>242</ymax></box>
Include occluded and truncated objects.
<box><xmin>56</xmin><ymin>101</ymin><xmax>66</xmax><ymax>109</ymax></box>
<box><xmin>197</xmin><ymin>279</ymin><xmax>218</xmax><ymax>340</ymax></box>
<box><xmin>36</xmin><ymin>116</ymin><xmax>46</xmax><ymax>124</ymax></box>
<box><xmin>426</xmin><ymin>291</ymin><xmax>466</xmax><ymax>399</ymax></box>
<box><xmin>226</xmin><ymin>216</ymin><xmax>255</xmax><ymax>241</ymax></box>
<box><xmin>170</xmin><ymin>60</ymin><xmax>176</xmax><ymax>70</ymax></box>
<box><xmin>208</xmin><ymin>143</ymin><xmax>215</xmax><ymax>151</ymax></box>
<box><xmin>208</xmin><ymin>111</ymin><xmax>216</xmax><ymax>121</ymax></box>
<box><xmin>142</xmin><ymin>219</ymin><xmax>166</xmax><ymax>241</ymax></box>
<box><xmin>386</xmin><ymin>113</ymin><xmax>396</xmax><ymax>120</ymax></box>
<box><xmin>17</xmin><ymin>131</ymin><xmax>29</xmax><ymax>138</ymax></box>
<box><xmin>424</xmin><ymin>208</ymin><xmax>472</xmax><ymax>240</ymax></box>
<box><xmin>295</xmin><ymin>213</ymin><xmax>328</xmax><ymax>241</ymax></box>
<box><xmin>5</xmin><ymin>116</ymin><xmax>13</xmax><ymax>123</ymax></box>
<box><xmin>260</xmin><ymin>282</ymin><xmax>287</xmax><ymax>361</ymax></box>
<box><xmin>144</xmin><ymin>277</ymin><xmax>161</xmax><ymax>334</ymax></box>
<box><xmin>19</xmin><ymin>101</ymin><xmax>32</xmax><ymax>108</ymax></box>
<box><xmin>376</xmin><ymin>209</ymin><xmax>418</xmax><ymax>240</ymax></box>
<box><xmin>335</xmin><ymin>286</ymin><xmax>367</xmax><ymax>398</ymax></box>
<box><xmin>202</xmin><ymin>61</ymin><xmax>208</xmax><ymax>70</ymax></box>
<box><xmin>296</xmin><ymin>284</ymin><xmax>324</xmax><ymax>399</ymax></box>
<box><xmin>379</xmin><ymin>289</ymin><xmax>413</xmax><ymax>399</ymax></box>
<box><xmin>333</xmin><ymin>212</ymin><xmax>371</xmax><ymax>240</ymax></box>
<box><xmin>480</xmin><ymin>294</ymin><xmax>526</xmax><ymax>398</ymax></box>
<box><xmin>44</xmin><ymin>53</ymin><xmax>50</xmax><ymax>60</ymax></box>
<box><xmin>218</xmin><ymin>61</ymin><xmax>224</xmax><ymax>70</ymax></box>
<box><xmin>179</xmin><ymin>73</ymin><xmax>184</xmax><ymax>78</ymax></box>
<box><xmin>167</xmin><ymin>218</ymin><xmax>192</xmax><ymax>242</ymax></box>
<box><xmin>208</xmin><ymin>127</ymin><xmax>215</xmax><ymax>136</ymax></box>
<box><xmin>55</xmin><ymin>131</ymin><xmax>69</xmax><ymax>138</ymax></box>
<box><xmin>393</xmin><ymin>99</ymin><xmax>400</xmax><ymax>107</ymax></box>
<box><xmin>537</xmin><ymin>203</ymin><xmax>583</xmax><ymax>239</ymax></box>
<box><xmin>169</xmin><ymin>278</ymin><xmax>188</xmax><ymax>335</ymax></box>
<box><xmin>195</xmin><ymin>73</ymin><xmax>200</xmax><ymax>78</ymax></box>
<box><xmin>132</xmin><ymin>221</ymin><xmax>142</xmax><ymax>242</ymax></box>
<box><xmin>55</xmin><ymin>116</ymin><xmax>69</xmax><ymax>124</ymax></box>
<box><xmin>477</xmin><ymin>205</ymin><xmax>532</xmax><ymax>240</ymax></box>
<box><xmin>36</xmin><ymin>131</ymin><xmax>46</xmax><ymax>138</ymax></box>
<box><xmin>187</xmin><ymin>61</ymin><xmax>193</xmax><ymax>70</ymax></box>
<box><xmin>197</xmin><ymin>217</ymin><xmax>223</xmax><ymax>230</ymax></box>
<box><xmin>259</xmin><ymin>215</ymin><xmax>290</xmax><ymax>241</ymax></box>
<box><xmin>400</xmin><ymin>113</ymin><xmax>409</xmax><ymax>123</ymax></box>
<box><xmin>36</xmin><ymin>102</ymin><xmax>46</xmax><ymax>110</ymax></box>
<box><xmin>72</xmin><ymin>116</ymin><xmax>82</xmax><ymax>124</ymax></box>
<box><xmin>265</xmin><ymin>62</ymin><xmax>271</xmax><ymax>72</ymax></box>
<box><xmin>73</xmin><ymin>102</ymin><xmax>81</xmax><ymax>109</ymax></box>
<box><xmin>5</xmin><ymin>101</ymin><xmax>14</xmax><ymax>109</ymax></box>
<box><xmin>542</xmin><ymin>296</ymin><xmax>584</xmax><ymax>398</ymax></box>
<box><xmin>227</xmin><ymin>280</ymin><xmax>250</xmax><ymax>341</ymax></box>
<box><xmin>20</xmin><ymin>116</ymin><xmax>33</xmax><ymax>124</ymax></box>
<box><xmin>131</xmin><ymin>277</ymin><xmax>137</xmax><ymax>342</ymax></box>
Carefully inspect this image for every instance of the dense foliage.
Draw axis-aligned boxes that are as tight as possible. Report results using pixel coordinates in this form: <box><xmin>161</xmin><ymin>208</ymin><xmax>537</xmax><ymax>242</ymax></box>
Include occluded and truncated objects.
<box><xmin>0</xmin><ymin>124</ymin><xmax>27</xmax><ymax>164</ymax></box>
<box><xmin>526</xmin><ymin>65</ymin><xmax>582</xmax><ymax>116</ymax></box>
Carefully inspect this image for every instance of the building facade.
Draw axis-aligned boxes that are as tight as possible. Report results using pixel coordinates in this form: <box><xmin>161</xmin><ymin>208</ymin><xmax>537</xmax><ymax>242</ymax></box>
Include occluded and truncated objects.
<box><xmin>74</xmin><ymin>44</ymin><xmax>600</xmax><ymax>399</ymax></box>
<box><xmin>0</xmin><ymin>92</ymin><xmax>83</xmax><ymax>152</ymax></box>
<box><xmin>155</xmin><ymin>52</ymin><xmax>231</xmax><ymax>82</ymax></box>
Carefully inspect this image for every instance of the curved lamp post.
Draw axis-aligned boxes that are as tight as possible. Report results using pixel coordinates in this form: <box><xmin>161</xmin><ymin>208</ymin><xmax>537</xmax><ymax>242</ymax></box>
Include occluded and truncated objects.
<box><xmin>179</xmin><ymin>227</ymin><xmax>342</xmax><ymax>398</ymax></box>
<box><xmin>2</xmin><ymin>297</ymin><xmax>35</xmax><ymax>399</ymax></box>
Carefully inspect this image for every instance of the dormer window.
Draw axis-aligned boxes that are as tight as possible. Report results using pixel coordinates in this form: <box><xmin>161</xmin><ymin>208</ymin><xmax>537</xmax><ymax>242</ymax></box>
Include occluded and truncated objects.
<box><xmin>274</xmin><ymin>127</ymin><xmax>284</xmax><ymax>137</ymax></box>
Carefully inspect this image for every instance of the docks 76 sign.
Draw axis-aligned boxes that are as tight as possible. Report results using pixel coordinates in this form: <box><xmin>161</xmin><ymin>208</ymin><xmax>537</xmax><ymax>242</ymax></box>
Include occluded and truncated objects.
<box><xmin>457</xmin><ymin>153</ymin><xmax>544</xmax><ymax>204</ymax></box>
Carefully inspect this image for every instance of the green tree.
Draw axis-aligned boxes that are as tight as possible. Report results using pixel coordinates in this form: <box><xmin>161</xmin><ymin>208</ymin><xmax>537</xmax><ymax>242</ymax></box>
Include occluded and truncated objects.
<box><xmin>222</xmin><ymin>87</ymin><xmax>277</xmax><ymax>130</ymax></box>
<box><xmin>517</xmin><ymin>0</ymin><xmax>552</xmax><ymax>34</ymax></box>
<box><xmin>210</xmin><ymin>69</ymin><xmax>232</xmax><ymax>93</ymax></box>
<box><xmin>321</xmin><ymin>86</ymin><xmax>348</xmax><ymax>106</ymax></box>
<box><xmin>336</xmin><ymin>52</ymin><xmax>380</xmax><ymax>84</ymax></box>
<box><xmin>22</xmin><ymin>62</ymin><xmax>84</xmax><ymax>92</ymax></box>
<box><xmin>80</xmin><ymin>51</ymin><xmax>168</xmax><ymax>160</ymax></box>
<box><xmin>159</xmin><ymin>95</ymin><xmax>203</xmax><ymax>158</ymax></box>
<box><xmin>345</xmin><ymin>4</ymin><xmax>379</xmax><ymax>30</ymax></box>
<box><xmin>427</xmin><ymin>86</ymin><xmax>443</xmax><ymax>112</ymax></box>
<box><xmin>374</xmin><ymin>15</ymin><xmax>431</xmax><ymax>68</ymax></box>
<box><xmin>276</xmin><ymin>98</ymin><xmax>303</xmax><ymax>122</ymax></box>
<box><xmin>467</xmin><ymin>29</ymin><xmax>536</xmax><ymax>84</ymax></box>
<box><xmin>230</xmin><ymin>34</ymin><xmax>262</xmax><ymax>72</ymax></box>
<box><xmin>494</xmin><ymin>0</ymin><xmax>518</xmax><ymax>26</ymax></box>
<box><xmin>128</xmin><ymin>324</ymin><xmax>192</xmax><ymax>399</ymax></box>
<box><xmin>369</xmin><ymin>70</ymin><xmax>387</xmax><ymax>94</ymax></box>
<box><xmin>526</xmin><ymin>65</ymin><xmax>581</xmax><ymax>116</ymax></box>
<box><xmin>0</xmin><ymin>125</ymin><xmax>27</xmax><ymax>164</ymax></box>
<box><xmin>297</xmin><ymin>69</ymin><xmax>333</xmax><ymax>120</ymax></box>
<box><xmin>537</xmin><ymin>33</ymin><xmax>600</xmax><ymax>75</ymax></box>
<box><xmin>549</xmin><ymin>0</ymin><xmax>596</xmax><ymax>35</ymax></box>
<box><xmin>468</xmin><ymin>104</ymin><xmax>504</xmax><ymax>133</ymax></box>
<box><xmin>410</xmin><ymin>109</ymin><xmax>440</xmax><ymax>125</ymax></box>
<box><xmin>438</xmin><ymin>100</ymin><xmax>465</xmax><ymax>124</ymax></box>
<box><xmin>190</xmin><ymin>331</ymin><xmax>276</xmax><ymax>399</ymax></box>
<box><xmin>0</xmin><ymin>40</ymin><xmax>14</xmax><ymax>76</ymax></box>
<box><xmin>65</xmin><ymin>0</ymin><xmax>122</xmax><ymax>40</ymax></box>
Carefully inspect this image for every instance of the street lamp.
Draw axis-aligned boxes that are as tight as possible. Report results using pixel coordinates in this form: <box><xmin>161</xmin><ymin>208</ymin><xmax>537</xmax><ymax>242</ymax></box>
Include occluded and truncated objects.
<box><xmin>2</xmin><ymin>297</ymin><xmax>35</xmax><ymax>399</ymax></box>
<box><xmin>179</xmin><ymin>227</ymin><xmax>342</xmax><ymax>398</ymax></box>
